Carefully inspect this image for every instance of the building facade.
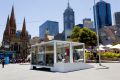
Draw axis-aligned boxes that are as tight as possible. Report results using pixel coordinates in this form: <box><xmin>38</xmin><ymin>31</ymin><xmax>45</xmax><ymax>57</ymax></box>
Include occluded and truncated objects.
<box><xmin>76</xmin><ymin>24</ymin><xmax>84</xmax><ymax>28</ymax></box>
<box><xmin>30</xmin><ymin>37</ymin><xmax>40</xmax><ymax>45</ymax></box>
<box><xmin>83</xmin><ymin>18</ymin><xmax>93</xmax><ymax>28</ymax></box>
<box><xmin>39</xmin><ymin>20</ymin><xmax>59</xmax><ymax>39</ymax></box>
<box><xmin>63</xmin><ymin>1</ymin><xmax>75</xmax><ymax>40</ymax></box>
<box><xmin>99</xmin><ymin>26</ymin><xmax>116</xmax><ymax>45</ymax></box>
<box><xmin>114</xmin><ymin>12</ymin><xmax>120</xmax><ymax>27</ymax></box>
<box><xmin>93</xmin><ymin>0</ymin><xmax>112</xmax><ymax>29</ymax></box>
<box><xmin>2</xmin><ymin>6</ymin><xmax>30</xmax><ymax>61</ymax></box>
<box><xmin>54</xmin><ymin>33</ymin><xmax>65</xmax><ymax>41</ymax></box>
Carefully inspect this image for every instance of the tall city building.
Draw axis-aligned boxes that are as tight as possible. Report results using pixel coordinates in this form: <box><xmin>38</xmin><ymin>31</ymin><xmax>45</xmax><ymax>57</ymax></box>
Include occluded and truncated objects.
<box><xmin>93</xmin><ymin>0</ymin><xmax>112</xmax><ymax>29</ymax></box>
<box><xmin>83</xmin><ymin>18</ymin><xmax>93</xmax><ymax>28</ymax></box>
<box><xmin>114</xmin><ymin>12</ymin><xmax>120</xmax><ymax>27</ymax></box>
<box><xmin>39</xmin><ymin>20</ymin><xmax>59</xmax><ymax>39</ymax></box>
<box><xmin>63</xmin><ymin>1</ymin><xmax>75</xmax><ymax>40</ymax></box>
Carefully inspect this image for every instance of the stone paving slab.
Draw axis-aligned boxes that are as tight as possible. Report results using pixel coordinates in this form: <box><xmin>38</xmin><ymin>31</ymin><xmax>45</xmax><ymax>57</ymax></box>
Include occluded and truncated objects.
<box><xmin>0</xmin><ymin>63</ymin><xmax>120</xmax><ymax>80</ymax></box>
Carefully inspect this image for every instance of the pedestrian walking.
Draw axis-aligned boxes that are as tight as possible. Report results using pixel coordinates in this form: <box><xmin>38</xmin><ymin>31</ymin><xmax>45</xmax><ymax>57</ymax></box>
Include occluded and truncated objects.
<box><xmin>93</xmin><ymin>50</ymin><xmax>99</xmax><ymax>63</ymax></box>
<box><xmin>1</xmin><ymin>58</ymin><xmax>5</xmax><ymax>68</ymax></box>
<box><xmin>96</xmin><ymin>55</ymin><xmax>99</xmax><ymax>63</ymax></box>
<box><xmin>93</xmin><ymin>50</ymin><xmax>97</xmax><ymax>59</ymax></box>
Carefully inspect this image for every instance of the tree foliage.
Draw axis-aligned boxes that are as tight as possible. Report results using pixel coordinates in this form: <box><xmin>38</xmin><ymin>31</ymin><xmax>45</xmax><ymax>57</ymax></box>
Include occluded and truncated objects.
<box><xmin>70</xmin><ymin>26</ymin><xmax>97</xmax><ymax>47</ymax></box>
<box><xmin>70</xmin><ymin>26</ymin><xmax>80</xmax><ymax>42</ymax></box>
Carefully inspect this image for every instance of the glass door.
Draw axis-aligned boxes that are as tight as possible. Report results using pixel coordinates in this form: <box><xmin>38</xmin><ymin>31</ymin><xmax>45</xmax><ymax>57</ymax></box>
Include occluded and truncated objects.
<box><xmin>44</xmin><ymin>42</ymin><xmax>54</xmax><ymax>66</ymax></box>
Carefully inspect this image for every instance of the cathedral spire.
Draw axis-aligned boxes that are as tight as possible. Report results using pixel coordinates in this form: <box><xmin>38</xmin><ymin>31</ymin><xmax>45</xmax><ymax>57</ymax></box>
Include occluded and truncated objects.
<box><xmin>21</xmin><ymin>18</ymin><xmax>28</xmax><ymax>39</ymax></box>
<box><xmin>3</xmin><ymin>15</ymin><xmax>10</xmax><ymax>41</ymax></box>
<box><xmin>22</xmin><ymin>18</ymin><xmax>26</xmax><ymax>34</ymax></box>
<box><xmin>5</xmin><ymin>15</ymin><xmax>10</xmax><ymax>35</ymax></box>
<box><xmin>10</xmin><ymin>5</ymin><xmax>16</xmax><ymax>28</ymax></box>
<box><xmin>11</xmin><ymin>6</ymin><xmax>14</xmax><ymax>17</ymax></box>
<box><xmin>6</xmin><ymin>15</ymin><xmax>10</xmax><ymax>30</ymax></box>
<box><xmin>20</xmin><ymin>18</ymin><xmax>28</xmax><ymax>41</ymax></box>
<box><xmin>9</xmin><ymin>6</ymin><xmax>16</xmax><ymax>38</ymax></box>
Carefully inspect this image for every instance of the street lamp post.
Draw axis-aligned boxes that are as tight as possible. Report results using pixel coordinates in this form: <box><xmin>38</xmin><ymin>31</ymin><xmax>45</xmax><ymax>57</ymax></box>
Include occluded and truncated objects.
<box><xmin>94</xmin><ymin>0</ymin><xmax>101</xmax><ymax>66</ymax></box>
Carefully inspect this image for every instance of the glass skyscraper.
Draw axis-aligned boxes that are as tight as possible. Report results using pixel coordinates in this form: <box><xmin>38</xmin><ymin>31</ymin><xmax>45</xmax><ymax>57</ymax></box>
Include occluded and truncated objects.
<box><xmin>63</xmin><ymin>1</ymin><xmax>75</xmax><ymax>40</ymax></box>
<box><xmin>115</xmin><ymin>12</ymin><xmax>120</xmax><ymax>27</ymax></box>
<box><xmin>39</xmin><ymin>20</ymin><xmax>59</xmax><ymax>39</ymax></box>
<box><xmin>93</xmin><ymin>0</ymin><xmax>112</xmax><ymax>29</ymax></box>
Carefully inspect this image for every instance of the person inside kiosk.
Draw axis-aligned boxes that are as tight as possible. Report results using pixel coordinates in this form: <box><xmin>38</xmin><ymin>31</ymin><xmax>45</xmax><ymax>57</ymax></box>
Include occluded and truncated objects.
<box><xmin>56</xmin><ymin>42</ymin><xmax>70</xmax><ymax>63</ymax></box>
<box><xmin>57</xmin><ymin>50</ymin><xmax>70</xmax><ymax>63</ymax></box>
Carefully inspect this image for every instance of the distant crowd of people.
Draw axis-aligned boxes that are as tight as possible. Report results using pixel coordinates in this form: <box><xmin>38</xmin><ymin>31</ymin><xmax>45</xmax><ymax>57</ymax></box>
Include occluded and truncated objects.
<box><xmin>0</xmin><ymin>58</ymin><xmax>30</xmax><ymax>68</ymax></box>
<box><xmin>11</xmin><ymin>58</ymin><xmax>30</xmax><ymax>63</ymax></box>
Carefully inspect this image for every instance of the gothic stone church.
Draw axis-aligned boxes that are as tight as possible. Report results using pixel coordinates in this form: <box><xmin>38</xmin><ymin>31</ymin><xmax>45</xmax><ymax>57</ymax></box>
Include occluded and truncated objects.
<box><xmin>2</xmin><ymin>6</ymin><xmax>30</xmax><ymax>60</ymax></box>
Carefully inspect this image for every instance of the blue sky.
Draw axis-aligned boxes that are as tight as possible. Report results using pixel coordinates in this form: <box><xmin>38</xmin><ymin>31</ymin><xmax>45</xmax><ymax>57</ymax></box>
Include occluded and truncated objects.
<box><xmin>0</xmin><ymin>0</ymin><xmax>120</xmax><ymax>42</ymax></box>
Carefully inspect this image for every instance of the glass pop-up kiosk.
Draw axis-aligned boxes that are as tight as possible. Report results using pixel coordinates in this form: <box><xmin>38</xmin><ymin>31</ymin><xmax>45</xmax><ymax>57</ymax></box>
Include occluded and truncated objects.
<box><xmin>31</xmin><ymin>40</ymin><xmax>93</xmax><ymax>72</ymax></box>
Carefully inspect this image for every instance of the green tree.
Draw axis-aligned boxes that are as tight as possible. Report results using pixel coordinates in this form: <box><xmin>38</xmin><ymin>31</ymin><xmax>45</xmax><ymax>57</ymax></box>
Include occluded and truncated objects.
<box><xmin>70</xmin><ymin>26</ymin><xmax>81</xmax><ymax>42</ymax></box>
<box><xmin>70</xmin><ymin>26</ymin><xmax>97</xmax><ymax>48</ymax></box>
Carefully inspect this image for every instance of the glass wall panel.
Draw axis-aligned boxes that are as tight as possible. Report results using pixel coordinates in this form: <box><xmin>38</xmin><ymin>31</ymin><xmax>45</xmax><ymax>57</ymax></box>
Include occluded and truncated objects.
<box><xmin>56</xmin><ymin>42</ymin><xmax>70</xmax><ymax>63</ymax></box>
<box><xmin>73</xmin><ymin>45</ymin><xmax>84</xmax><ymax>63</ymax></box>
<box><xmin>31</xmin><ymin>42</ymin><xmax>54</xmax><ymax>67</ymax></box>
<box><xmin>31</xmin><ymin>46</ymin><xmax>39</xmax><ymax>65</ymax></box>
<box><xmin>44</xmin><ymin>43</ymin><xmax>54</xmax><ymax>66</ymax></box>
<box><xmin>37</xmin><ymin>45</ymin><xmax>45</xmax><ymax>66</ymax></box>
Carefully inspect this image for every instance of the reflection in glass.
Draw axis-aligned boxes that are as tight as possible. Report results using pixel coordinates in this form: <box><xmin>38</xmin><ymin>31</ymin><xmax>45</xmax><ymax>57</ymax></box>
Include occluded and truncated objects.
<box><xmin>73</xmin><ymin>45</ymin><xmax>84</xmax><ymax>63</ymax></box>
<box><xmin>31</xmin><ymin>43</ymin><xmax>54</xmax><ymax>67</ymax></box>
<box><xmin>56</xmin><ymin>42</ymin><xmax>70</xmax><ymax>63</ymax></box>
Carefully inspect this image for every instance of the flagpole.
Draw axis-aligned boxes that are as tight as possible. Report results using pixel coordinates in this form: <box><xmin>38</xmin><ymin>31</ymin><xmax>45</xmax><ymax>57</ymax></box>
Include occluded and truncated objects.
<box><xmin>94</xmin><ymin>0</ymin><xmax>101</xmax><ymax>66</ymax></box>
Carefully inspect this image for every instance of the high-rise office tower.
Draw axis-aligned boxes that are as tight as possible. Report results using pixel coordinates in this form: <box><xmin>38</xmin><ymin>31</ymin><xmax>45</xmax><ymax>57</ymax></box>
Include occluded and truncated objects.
<box><xmin>63</xmin><ymin>0</ymin><xmax>75</xmax><ymax>40</ymax></box>
<box><xmin>39</xmin><ymin>20</ymin><xmax>59</xmax><ymax>39</ymax></box>
<box><xmin>83</xmin><ymin>18</ymin><xmax>93</xmax><ymax>28</ymax></box>
<box><xmin>93</xmin><ymin>0</ymin><xmax>112</xmax><ymax>29</ymax></box>
<box><xmin>114</xmin><ymin>12</ymin><xmax>120</xmax><ymax>27</ymax></box>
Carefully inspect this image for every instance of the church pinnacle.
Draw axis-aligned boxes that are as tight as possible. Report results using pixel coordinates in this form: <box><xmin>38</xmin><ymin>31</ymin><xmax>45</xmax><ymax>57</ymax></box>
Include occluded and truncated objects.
<box><xmin>21</xmin><ymin>18</ymin><xmax>27</xmax><ymax>37</ymax></box>
<box><xmin>22</xmin><ymin>18</ymin><xmax>26</xmax><ymax>32</ymax></box>
<box><xmin>4</xmin><ymin>15</ymin><xmax>10</xmax><ymax>36</ymax></box>
<box><xmin>10</xmin><ymin>5</ymin><xmax>16</xmax><ymax>28</ymax></box>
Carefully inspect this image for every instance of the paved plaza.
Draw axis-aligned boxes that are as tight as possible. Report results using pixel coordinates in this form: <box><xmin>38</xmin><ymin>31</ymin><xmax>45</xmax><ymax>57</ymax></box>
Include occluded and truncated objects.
<box><xmin>0</xmin><ymin>63</ymin><xmax>120</xmax><ymax>80</ymax></box>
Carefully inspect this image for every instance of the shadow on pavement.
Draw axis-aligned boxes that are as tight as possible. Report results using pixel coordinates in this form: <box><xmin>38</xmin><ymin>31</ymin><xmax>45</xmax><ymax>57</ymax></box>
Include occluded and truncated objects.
<box><xmin>96</xmin><ymin>65</ymin><xmax>110</xmax><ymax>70</ymax></box>
<box><xmin>30</xmin><ymin>67</ymin><xmax>56</xmax><ymax>73</ymax></box>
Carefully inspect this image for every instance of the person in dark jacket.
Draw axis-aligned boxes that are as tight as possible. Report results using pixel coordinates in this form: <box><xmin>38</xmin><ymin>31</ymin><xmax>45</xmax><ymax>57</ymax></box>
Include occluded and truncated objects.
<box><xmin>93</xmin><ymin>50</ymin><xmax>97</xmax><ymax>58</ymax></box>
<box><xmin>96</xmin><ymin>55</ymin><xmax>99</xmax><ymax>63</ymax></box>
<box><xmin>93</xmin><ymin>50</ymin><xmax>99</xmax><ymax>63</ymax></box>
<box><xmin>1</xmin><ymin>58</ymin><xmax>5</xmax><ymax>68</ymax></box>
